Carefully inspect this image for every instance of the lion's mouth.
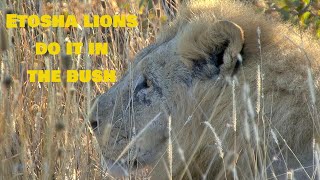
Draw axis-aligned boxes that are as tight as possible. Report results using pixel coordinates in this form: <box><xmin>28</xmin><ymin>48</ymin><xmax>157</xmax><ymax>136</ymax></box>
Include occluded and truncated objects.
<box><xmin>104</xmin><ymin>157</ymin><xmax>149</xmax><ymax>178</ymax></box>
<box><xmin>104</xmin><ymin>159</ymin><xmax>130</xmax><ymax>177</ymax></box>
<box><xmin>104</xmin><ymin>141</ymin><xmax>166</xmax><ymax>178</ymax></box>
<box><xmin>102</xmin><ymin>113</ymin><xmax>168</xmax><ymax>177</ymax></box>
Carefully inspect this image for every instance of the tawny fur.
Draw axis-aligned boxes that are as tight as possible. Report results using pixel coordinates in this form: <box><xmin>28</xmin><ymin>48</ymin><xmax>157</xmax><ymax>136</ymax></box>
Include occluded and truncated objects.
<box><xmin>91</xmin><ymin>1</ymin><xmax>320</xmax><ymax>179</ymax></box>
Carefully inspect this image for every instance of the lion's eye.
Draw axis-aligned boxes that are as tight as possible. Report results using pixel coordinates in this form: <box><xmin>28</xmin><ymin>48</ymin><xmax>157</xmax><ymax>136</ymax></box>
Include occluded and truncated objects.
<box><xmin>135</xmin><ymin>77</ymin><xmax>153</xmax><ymax>93</ymax></box>
<box><xmin>141</xmin><ymin>78</ymin><xmax>152</xmax><ymax>89</ymax></box>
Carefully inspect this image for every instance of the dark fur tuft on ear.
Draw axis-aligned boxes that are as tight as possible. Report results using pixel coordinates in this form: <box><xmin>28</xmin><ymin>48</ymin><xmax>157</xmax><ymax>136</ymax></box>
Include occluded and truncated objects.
<box><xmin>178</xmin><ymin>20</ymin><xmax>244</xmax><ymax>78</ymax></box>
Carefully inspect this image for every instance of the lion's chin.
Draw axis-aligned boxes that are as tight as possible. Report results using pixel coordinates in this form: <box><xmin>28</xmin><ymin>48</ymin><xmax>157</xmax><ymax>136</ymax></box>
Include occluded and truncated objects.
<box><xmin>104</xmin><ymin>159</ymin><xmax>130</xmax><ymax>178</ymax></box>
<box><xmin>104</xmin><ymin>143</ymin><xmax>165</xmax><ymax>178</ymax></box>
<box><xmin>105</xmin><ymin>158</ymin><xmax>153</xmax><ymax>178</ymax></box>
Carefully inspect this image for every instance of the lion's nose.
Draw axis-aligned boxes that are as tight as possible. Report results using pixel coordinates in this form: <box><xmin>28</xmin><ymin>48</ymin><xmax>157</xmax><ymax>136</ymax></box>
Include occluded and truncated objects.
<box><xmin>89</xmin><ymin>96</ymin><xmax>100</xmax><ymax>130</ymax></box>
<box><xmin>89</xmin><ymin>109</ymin><xmax>99</xmax><ymax>130</ymax></box>
<box><xmin>90</xmin><ymin>118</ymin><xmax>98</xmax><ymax>129</ymax></box>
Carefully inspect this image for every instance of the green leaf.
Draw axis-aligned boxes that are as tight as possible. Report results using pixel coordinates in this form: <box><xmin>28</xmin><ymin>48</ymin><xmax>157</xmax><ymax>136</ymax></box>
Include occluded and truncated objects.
<box><xmin>302</xmin><ymin>0</ymin><xmax>310</xmax><ymax>5</ymax></box>
<box><xmin>292</xmin><ymin>0</ymin><xmax>301</xmax><ymax>7</ymax></box>
<box><xmin>316</xmin><ymin>19</ymin><xmax>320</xmax><ymax>29</ymax></box>
<box><xmin>279</xmin><ymin>7</ymin><xmax>291</xmax><ymax>20</ymax></box>
<box><xmin>139</xmin><ymin>0</ymin><xmax>146</xmax><ymax>8</ymax></box>
<box><xmin>316</xmin><ymin>28</ymin><xmax>320</xmax><ymax>38</ymax></box>
<box><xmin>148</xmin><ymin>0</ymin><xmax>153</xmax><ymax>10</ymax></box>
<box><xmin>275</xmin><ymin>0</ymin><xmax>287</xmax><ymax>8</ymax></box>
<box><xmin>300</xmin><ymin>11</ymin><xmax>311</xmax><ymax>26</ymax></box>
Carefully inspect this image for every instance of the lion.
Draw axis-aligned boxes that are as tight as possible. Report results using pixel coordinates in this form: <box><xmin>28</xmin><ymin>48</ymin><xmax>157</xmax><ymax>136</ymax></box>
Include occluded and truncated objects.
<box><xmin>90</xmin><ymin>0</ymin><xmax>320</xmax><ymax>179</ymax></box>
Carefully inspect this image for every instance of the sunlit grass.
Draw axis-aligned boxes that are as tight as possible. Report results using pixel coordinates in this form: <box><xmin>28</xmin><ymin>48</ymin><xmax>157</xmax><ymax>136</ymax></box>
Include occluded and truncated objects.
<box><xmin>0</xmin><ymin>0</ymin><xmax>319</xmax><ymax>180</ymax></box>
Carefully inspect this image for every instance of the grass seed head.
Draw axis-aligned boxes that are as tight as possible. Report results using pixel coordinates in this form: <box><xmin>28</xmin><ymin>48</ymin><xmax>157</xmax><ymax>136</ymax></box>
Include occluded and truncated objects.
<box><xmin>55</xmin><ymin>122</ymin><xmax>65</xmax><ymax>131</ymax></box>
<box><xmin>0</xmin><ymin>28</ymin><xmax>8</xmax><ymax>51</ymax></box>
<box><xmin>2</xmin><ymin>75</ymin><xmax>12</xmax><ymax>88</ymax></box>
<box><xmin>61</xmin><ymin>54</ymin><xmax>73</xmax><ymax>70</ymax></box>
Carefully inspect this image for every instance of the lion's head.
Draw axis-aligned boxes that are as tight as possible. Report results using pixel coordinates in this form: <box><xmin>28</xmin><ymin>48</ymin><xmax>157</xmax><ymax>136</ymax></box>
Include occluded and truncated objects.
<box><xmin>90</xmin><ymin>1</ymin><xmax>320</xmax><ymax>179</ymax></box>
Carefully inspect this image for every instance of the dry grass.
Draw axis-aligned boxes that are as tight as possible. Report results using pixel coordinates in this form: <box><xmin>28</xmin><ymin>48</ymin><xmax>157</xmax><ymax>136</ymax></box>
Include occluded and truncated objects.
<box><xmin>0</xmin><ymin>0</ymin><xmax>164</xmax><ymax>179</ymax></box>
<box><xmin>0</xmin><ymin>0</ymin><xmax>319</xmax><ymax>180</ymax></box>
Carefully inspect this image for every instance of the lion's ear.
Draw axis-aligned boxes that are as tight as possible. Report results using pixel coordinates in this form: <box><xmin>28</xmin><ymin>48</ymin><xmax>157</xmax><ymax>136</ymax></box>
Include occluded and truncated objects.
<box><xmin>178</xmin><ymin>20</ymin><xmax>244</xmax><ymax>78</ymax></box>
